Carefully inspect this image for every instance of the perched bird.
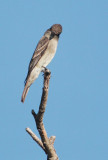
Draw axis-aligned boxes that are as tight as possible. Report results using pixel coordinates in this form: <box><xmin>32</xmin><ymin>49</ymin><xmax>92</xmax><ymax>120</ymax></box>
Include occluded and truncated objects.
<box><xmin>21</xmin><ymin>24</ymin><xmax>62</xmax><ymax>103</ymax></box>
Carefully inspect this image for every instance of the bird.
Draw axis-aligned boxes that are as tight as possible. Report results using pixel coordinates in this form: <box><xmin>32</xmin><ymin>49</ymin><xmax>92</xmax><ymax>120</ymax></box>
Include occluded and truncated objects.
<box><xmin>21</xmin><ymin>24</ymin><xmax>62</xmax><ymax>103</ymax></box>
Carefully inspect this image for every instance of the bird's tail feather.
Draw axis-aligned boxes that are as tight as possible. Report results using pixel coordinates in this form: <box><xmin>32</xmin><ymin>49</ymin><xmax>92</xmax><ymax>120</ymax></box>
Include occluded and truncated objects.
<box><xmin>21</xmin><ymin>84</ymin><xmax>30</xmax><ymax>103</ymax></box>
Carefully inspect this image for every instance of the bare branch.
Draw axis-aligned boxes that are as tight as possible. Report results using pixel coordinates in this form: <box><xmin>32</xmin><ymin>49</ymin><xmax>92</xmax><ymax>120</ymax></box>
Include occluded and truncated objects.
<box><xmin>49</xmin><ymin>136</ymin><xmax>56</xmax><ymax>145</ymax></box>
<box><xmin>26</xmin><ymin>69</ymin><xmax>59</xmax><ymax>160</ymax></box>
<box><xmin>26</xmin><ymin>127</ymin><xmax>46</xmax><ymax>153</ymax></box>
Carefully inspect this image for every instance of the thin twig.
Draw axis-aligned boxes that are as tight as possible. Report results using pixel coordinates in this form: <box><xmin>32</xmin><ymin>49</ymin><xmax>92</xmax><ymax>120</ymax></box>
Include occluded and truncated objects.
<box><xmin>26</xmin><ymin>127</ymin><xmax>46</xmax><ymax>153</ymax></box>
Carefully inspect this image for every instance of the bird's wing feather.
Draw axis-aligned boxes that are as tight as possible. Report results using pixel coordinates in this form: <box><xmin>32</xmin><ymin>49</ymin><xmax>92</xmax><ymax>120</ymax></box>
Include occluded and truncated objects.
<box><xmin>25</xmin><ymin>36</ymin><xmax>49</xmax><ymax>84</ymax></box>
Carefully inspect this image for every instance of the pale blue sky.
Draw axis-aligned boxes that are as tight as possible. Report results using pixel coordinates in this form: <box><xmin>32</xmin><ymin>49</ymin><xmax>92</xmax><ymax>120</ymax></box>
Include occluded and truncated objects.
<box><xmin>0</xmin><ymin>0</ymin><xmax>108</xmax><ymax>160</ymax></box>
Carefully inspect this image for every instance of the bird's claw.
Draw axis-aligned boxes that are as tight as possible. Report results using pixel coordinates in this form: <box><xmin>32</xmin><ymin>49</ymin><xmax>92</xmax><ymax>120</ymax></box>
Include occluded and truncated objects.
<box><xmin>42</xmin><ymin>66</ymin><xmax>47</xmax><ymax>72</ymax></box>
<box><xmin>42</xmin><ymin>66</ymin><xmax>50</xmax><ymax>75</ymax></box>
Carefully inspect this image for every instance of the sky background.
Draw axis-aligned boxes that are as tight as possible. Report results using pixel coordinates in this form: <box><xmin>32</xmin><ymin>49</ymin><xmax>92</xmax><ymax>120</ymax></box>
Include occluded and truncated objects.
<box><xmin>0</xmin><ymin>0</ymin><xmax>108</xmax><ymax>160</ymax></box>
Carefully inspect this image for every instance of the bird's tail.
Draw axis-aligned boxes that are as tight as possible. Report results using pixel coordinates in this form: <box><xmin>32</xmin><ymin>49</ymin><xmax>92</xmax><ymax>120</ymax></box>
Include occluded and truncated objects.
<box><xmin>21</xmin><ymin>84</ymin><xmax>30</xmax><ymax>103</ymax></box>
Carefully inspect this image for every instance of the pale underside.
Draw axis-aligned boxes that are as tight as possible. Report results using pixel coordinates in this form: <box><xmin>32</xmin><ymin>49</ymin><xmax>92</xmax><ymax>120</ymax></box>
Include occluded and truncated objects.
<box><xmin>27</xmin><ymin>36</ymin><xmax>58</xmax><ymax>86</ymax></box>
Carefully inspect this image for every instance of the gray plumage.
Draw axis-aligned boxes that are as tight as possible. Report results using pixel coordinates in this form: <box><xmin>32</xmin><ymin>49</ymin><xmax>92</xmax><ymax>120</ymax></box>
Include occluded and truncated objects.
<box><xmin>21</xmin><ymin>24</ymin><xmax>62</xmax><ymax>103</ymax></box>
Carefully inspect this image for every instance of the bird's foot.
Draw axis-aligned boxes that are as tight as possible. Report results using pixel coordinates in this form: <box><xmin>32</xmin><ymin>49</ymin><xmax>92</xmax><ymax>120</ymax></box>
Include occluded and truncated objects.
<box><xmin>42</xmin><ymin>66</ymin><xmax>48</xmax><ymax>72</ymax></box>
<box><xmin>42</xmin><ymin>66</ymin><xmax>51</xmax><ymax>75</ymax></box>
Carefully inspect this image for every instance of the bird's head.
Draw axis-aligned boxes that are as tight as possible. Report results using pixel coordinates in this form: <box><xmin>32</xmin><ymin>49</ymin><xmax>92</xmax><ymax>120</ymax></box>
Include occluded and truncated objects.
<box><xmin>50</xmin><ymin>24</ymin><xmax>62</xmax><ymax>36</ymax></box>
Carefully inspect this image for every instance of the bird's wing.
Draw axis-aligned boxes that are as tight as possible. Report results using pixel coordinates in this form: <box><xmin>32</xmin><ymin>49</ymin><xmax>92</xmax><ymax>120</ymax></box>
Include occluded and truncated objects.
<box><xmin>25</xmin><ymin>36</ymin><xmax>49</xmax><ymax>84</ymax></box>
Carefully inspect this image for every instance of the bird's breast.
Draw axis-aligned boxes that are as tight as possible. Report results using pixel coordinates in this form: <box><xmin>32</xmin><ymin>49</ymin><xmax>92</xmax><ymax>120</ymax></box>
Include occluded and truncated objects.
<box><xmin>37</xmin><ymin>37</ymin><xmax>58</xmax><ymax>68</ymax></box>
<box><xmin>48</xmin><ymin>38</ymin><xmax>58</xmax><ymax>53</ymax></box>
